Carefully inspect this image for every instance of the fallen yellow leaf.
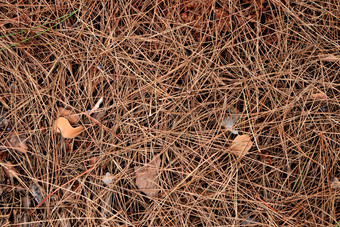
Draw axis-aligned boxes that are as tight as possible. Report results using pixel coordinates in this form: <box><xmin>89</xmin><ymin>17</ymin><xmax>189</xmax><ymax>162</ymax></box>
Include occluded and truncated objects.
<box><xmin>230</xmin><ymin>134</ymin><xmax>252</xmax><ymax>158</ymax></box>
<box><xmin>53</xmin><ymin>117</ymin><xmax>84</xmax><ymax>138</ymax></box>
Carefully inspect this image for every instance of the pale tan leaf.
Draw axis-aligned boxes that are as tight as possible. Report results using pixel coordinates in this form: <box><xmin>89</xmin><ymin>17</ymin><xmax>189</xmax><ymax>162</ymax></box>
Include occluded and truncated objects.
<box><xmin>311</xmin><ymin>92</ymin><xmax>328</xmax><ymax>100</ymax></box>
<box><xmin>230</xmin><ymin>135</ymin><xmax>252</xmax><ymax>158</ymax></box>
<box><xmin>57</xmin><ymin>107</ymin><xmax>80</xmax><ymax>124</ymax></box>
<box><xmin>134</xmin><ymin>156</ymin><xmax>161</xmax><ymax>197</ymax></box>
<box><xmin>52</xmin><ymin>117</ymin><xmax>84</xmax><ymax>139</ymax></box>
<box><xmin>331</xmin><ymin>177</ymin><xmax>340</xmax><ymax>189</ymax></box>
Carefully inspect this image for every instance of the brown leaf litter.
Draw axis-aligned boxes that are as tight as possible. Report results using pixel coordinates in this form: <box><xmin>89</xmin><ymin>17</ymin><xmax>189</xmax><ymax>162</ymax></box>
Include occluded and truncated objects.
<box><xmin>230</xmin><ymin>135</ymin><xmax>253</xmax><ymax>158</ymax></box>
<box><xmin>52</xmin><ymin>117</ymin><xmax>84</xmax><ymax>138</ymax></box>
<box><xmin>134</xmin><ymin>156</ymin><xmax>161</xmax><ymax>197</ymax></box>
<box><xmin>5</xmin><ymin>131</ymin><xmax>29</xmax><ymax>153</ymax></box>
<box><xmin>57</xmin><ymin>107</ymin><xmax>80</xmax><ymax>124</ymax></box>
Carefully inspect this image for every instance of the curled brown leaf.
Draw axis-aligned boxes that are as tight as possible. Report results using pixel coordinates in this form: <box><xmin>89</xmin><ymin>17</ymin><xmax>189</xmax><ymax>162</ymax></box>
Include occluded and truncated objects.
<box><xmin>57</xmin><ymin>107</ymin><xmax>80</xmax><ymax>124</ymax></box>
<box><xmin>52</xmin><ymin>117</ymin><xmax>84</xmax><ymax>139</ymax></box>
<box><xmin>134</xmin><ymin>156</ymin><xmax>161</xmax><ymax>197</ymax></box>
<box><xmin>6</xmin><ymin>132</ymin><xmax>28</xmax><ymax>153</ymax></box>
<box><xmin>230</xmin><ymin>135</ymin><xmax>253</xmax><ymax>158</ymax></box>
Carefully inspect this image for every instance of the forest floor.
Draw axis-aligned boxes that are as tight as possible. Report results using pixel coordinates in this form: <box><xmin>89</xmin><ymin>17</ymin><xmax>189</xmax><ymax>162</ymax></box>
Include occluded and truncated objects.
<box><xmin>0</xmin><ymin>1</ymin><xmax>339</xmax><ymax>226</ymax></box>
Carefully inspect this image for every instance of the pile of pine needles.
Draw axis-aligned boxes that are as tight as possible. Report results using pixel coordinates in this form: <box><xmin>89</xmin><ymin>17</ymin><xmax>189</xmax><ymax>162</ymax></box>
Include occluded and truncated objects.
<box><xmin>0</xmin><ymin>0</ymin><xmax>339</xmax><ymax>226</ymax></box>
